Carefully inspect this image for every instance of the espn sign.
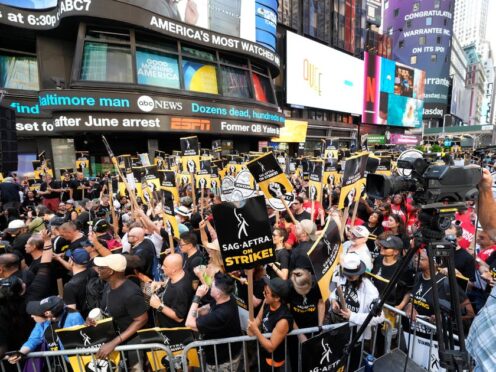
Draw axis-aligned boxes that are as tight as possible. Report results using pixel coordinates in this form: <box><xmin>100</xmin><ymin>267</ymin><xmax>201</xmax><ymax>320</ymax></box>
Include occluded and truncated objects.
<box><xmin>170</xmin><ymin>118</ymin><xmax>211</xmax><ymax>131</ymax></box>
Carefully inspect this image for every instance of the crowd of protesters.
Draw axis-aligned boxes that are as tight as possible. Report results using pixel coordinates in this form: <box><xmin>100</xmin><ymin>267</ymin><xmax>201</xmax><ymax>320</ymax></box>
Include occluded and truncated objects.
<box><xmin>1</xmin><ymin>155</ymin><xmax>496</xmax><ymax>371</ymax></box>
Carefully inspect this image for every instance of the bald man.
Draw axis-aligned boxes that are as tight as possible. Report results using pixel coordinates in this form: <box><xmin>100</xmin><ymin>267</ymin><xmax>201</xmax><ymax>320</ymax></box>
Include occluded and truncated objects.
<box><xmin>149</xmin><ymin>254</ymin><xmax>194</xmax><ymax>327</ymax></box>
<box><xmin>126</xmin><ymin>227</ymin><xmax>157</xmax><ymax>278</ymax></box>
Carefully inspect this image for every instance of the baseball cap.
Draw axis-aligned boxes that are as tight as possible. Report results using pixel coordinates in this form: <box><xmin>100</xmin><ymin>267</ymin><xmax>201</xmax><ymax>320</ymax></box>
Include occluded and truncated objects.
<box><xmin>66</xmin><ymin>248</ymin><xmax>90</xmax><ymax>265</ymax></box>
<box><xmin>299</xmin><ymin>220</ymin><xmax>318</xmax><ymax>241</ymax></box>
<box><xmin>351</xmin><ymin>225</ymin><xmax>370</xmax><ymax>239</ymax></box>
<box><xmin>341</xmin><ymin>252</ymin><xmax>366</xmax><ymax>277</ymax></box>
<box><xmin>94</xmin><ymin>253</ymin><xmax>127</xmax><ymax>272</ymax></box>
<box><xmin>264</xmin><ymin>277</ymin><xmax>290</xmax><ymax>300</ymax></box>
<box><xmin>7</xmin><ymin>220</ymin><xmax>25</xmax><ymax>230</ymax></box>
<box><xmin>26</xmin><ymin>296</ymin><xmax>65</xmax><ymax>317</ymax></box>
<box><xmin>377</xmin><ymin>235</ymin><xmax>403</xmax><ymax>250</ymax></box>
<box><xmin>93</xmin><ymin>219</ymin><xmax>109</xmax><ymax>233</ymax></box>
<box><xmin>49</xmin><ymin>217</ymin><xmax>66</xmax><ymax>228</ymax></box>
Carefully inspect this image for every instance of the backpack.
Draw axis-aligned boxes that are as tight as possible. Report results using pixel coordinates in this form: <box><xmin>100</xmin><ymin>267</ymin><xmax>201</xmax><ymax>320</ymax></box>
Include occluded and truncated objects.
<box><xmin>83</xmin><ymin>275</ymin><xmax>106</xmax><ymax>317</ymax></box>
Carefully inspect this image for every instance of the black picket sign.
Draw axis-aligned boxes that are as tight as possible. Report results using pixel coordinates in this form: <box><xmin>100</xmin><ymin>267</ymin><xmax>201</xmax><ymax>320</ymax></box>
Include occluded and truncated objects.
<box><xmin>212</xmin><ymin>195</ymin><xmax>275</xmax><ymax>271</ymax></box>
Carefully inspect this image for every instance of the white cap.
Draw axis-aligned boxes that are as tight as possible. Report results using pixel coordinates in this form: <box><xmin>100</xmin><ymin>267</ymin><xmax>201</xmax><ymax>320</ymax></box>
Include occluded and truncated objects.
<box><xmin>351</xmin><ymin>225</ymin><xmax>370</xmax><ymax>238</ymax></box>
<box><xmin>94</xmin><ymin>254</ymin><xmax>127</xmax><ymax>272</ymax></box>
<box><xmin>7</xmin><ymin>220</ymin><xmax>25</xmax><ymax>230</ymax></box>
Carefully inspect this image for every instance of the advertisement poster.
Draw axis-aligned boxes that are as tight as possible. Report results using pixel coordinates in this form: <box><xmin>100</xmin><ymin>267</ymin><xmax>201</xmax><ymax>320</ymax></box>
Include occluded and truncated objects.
<box><xmin>136</xmin><ymin>50</ymin><xmax>180</xmax><ymax>89</ymax></box>
<box><xmin>212</xmin><ymin>195</ymin><xmax>275</xmax><ymax>271</ymax></box>
<box><xmin>363</xmin><ymin>52</ymin><xmax>425</xmax><ymax>127</ymax></box>
<box><xmin>384</xmin><ymin>0</ymin><xmax>454</xmax><ymax>118</ymax></box>
<box><xmin>286</xmin><ymin>31</ymin><xmax>364</xmax><ymax>115</ymax></box>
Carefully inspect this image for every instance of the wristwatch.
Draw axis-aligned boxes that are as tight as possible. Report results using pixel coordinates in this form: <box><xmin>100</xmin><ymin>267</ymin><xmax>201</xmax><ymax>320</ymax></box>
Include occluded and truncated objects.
<box><xmin>157</xmin><ymin>304</ymin><xmax>164</xmax><ymax>313</ymax></box>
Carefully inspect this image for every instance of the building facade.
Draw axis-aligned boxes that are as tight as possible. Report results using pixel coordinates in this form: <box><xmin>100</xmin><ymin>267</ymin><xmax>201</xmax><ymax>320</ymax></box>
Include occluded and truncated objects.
<box><xmin>0</xmin><ymin>0</ymin><xmax>283</xmax><ymax>175</ymax></box>
<box><xmin>383</xmin><ymin>0</ymin><xmax>455</xmax><ymax>127</ymax></box>
<box><xmin>449</xmin><ymin>34</ymin><xmax>470</xmax><ymax>125</ymax></box>
<box><xmin>453</xmin><ymin>0</ymin><xmax>489</xmax><ymax>53</ymax></box>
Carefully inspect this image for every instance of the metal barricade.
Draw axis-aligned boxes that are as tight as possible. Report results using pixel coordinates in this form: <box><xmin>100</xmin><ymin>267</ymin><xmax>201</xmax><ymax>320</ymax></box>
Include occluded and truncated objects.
<box><xmin>1</xmin><ymin>343</ymin><xmax>175</xmax><ymax>372</ymax></box>
<box><xmin>179</xmin><ymin>322</ymin><xmax>391</xmax><ymax>372</ymax></box>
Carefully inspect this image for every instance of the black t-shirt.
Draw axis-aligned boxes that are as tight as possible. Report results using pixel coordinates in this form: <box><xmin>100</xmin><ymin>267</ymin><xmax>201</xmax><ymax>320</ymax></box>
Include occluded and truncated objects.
<box><xmin>371</xmin><ymin>256</ymin><xmax>414</xmax><ymax>306</ymax></box>
<box><xmin>156</xmin><ymin>274</ymin><xmax>194</xmax><ymax>328</ymax></box>
<box><xmin>11</xmin><ymin>232</ymin><xmax>31</xmax><ymax>260</ymax></box>
<box><xmin>40</xmin><ymin>180</ymin><xmax>62</xmax><ymax>199</ymax></box>
<box><xmin>453</xmin><ymin>248</ymin><xmax>476</xmax><ymax>283</ymax></box>
<box><xmin>365</xmin><ymin>224</ymin><xmax>384</xmax><ymax>257</ymax></box>
<box><xmin>28</xmin><ymin>258</ymin><xmax>59</xmax><ymax>296</ymax></box>
<box><xmin>196</xmin><ymin>296</ymin><xmax>242</xmax><ymax>365</ymax></box>
<box><xmin>63</xmin><ymin>269</ymin><xmax>96</xmax><ymax>317</ymax></box>
<box><xmin>61</xmin><ymin>180</ymin><xmax>72</xmax><ymax>202</ymax></box>
<box><xmin>183</xmin><ymin>250</ymin><xmax>205</xmax><ymax>282</ymax></box>
<box><xmin>69</xmin><ymin>235</ymin><xmax>87</xmax><ymax>251</ymax></box>
<box><xmin>0</xmin><ymin>182</ymin><xmax>21</xmax><ymax>203</ymax></box>
<box><xmin>130</xmin><ymin>239</ymin><xmax>156</xmax><ymax>278</ymax></box>
<box><xmin>103</xmin><ymin>279</ymin><xmax>147</xmax><ymax>333</ymax></box>
<box><xmin>294</xmin><ymin>210</ymin><xmax>311</xmax><ymax>222</ymax></box>
<box><xmin>260</xmin><ymin>303</ymin><xmax>294</xmax><ymax>364</ymax></box>
<box><xmin>288</xmin><ymin>284</ymin><xmax>321</xmax><ymax>329</ymax></box>
<box><xmin>266</xmin><ymin>248</ymin><xmax>290</xmax><ymax>279</ymax></box>
<box><xmin>289</xmin><ymin>241</ymin><xmax>314</xmax><ymax>273</ymax></box>
<box><xmin>71</xmin><ymin>179</ymin><xmax>88</xmax><ymax>201</ymax></box>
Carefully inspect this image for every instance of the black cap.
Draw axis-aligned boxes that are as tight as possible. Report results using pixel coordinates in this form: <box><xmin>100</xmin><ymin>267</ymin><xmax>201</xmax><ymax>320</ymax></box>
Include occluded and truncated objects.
<box><xmin>93</xmin><ymin>219</ymin><xmax>109</xmax><ymax>233</ymax></box>
<box><xmin>49</xmin><ymin>217</ymin><xmax>65</xmax><ymax>228</ymax></box>
<box><xmin>26</xmin><ymin>296</ymin><xmax>64</xmax><ymax>317</ymax></box>
<box><xmin>264</xmin><ymin>277</ymin><xmax>290</xmax><ymax>300</ymax></box>
<box><xmin>377</xmin><ymin>236</ymin><xmax>404</xmax><ymax>250</ymax></box>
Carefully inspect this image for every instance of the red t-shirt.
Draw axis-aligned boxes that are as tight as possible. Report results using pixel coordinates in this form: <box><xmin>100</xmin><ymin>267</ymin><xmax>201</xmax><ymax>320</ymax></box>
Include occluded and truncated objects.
<box><xmin>303</xmin><ymin>200</ymin><xmax>323</xmax><ymax>222</ymax></box>
<box><xmin>478</xmin><ymin>246</ymin><xmax>496</xmax><ymax>262</ymax></box>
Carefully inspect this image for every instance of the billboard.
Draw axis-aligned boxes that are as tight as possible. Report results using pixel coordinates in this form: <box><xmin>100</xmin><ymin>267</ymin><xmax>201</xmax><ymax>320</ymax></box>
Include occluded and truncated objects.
<box><xmin>363</xmin><ymin>52</ymin><xmax>425</xmax><ymax>127</ymax></box>
<box><xmin>0</xmin><ymin>1</ymin><xmax>279</xmax><ymax>66</ymax></box>
<box><xmin>286</xmin><ymin>31</ymin><xmax>364</xmax><ymax>115</ymax></box>
<box><xmin>384</xmin><ymin>0</ymin><xmax>454</xmax><ymax>119</ymax></box>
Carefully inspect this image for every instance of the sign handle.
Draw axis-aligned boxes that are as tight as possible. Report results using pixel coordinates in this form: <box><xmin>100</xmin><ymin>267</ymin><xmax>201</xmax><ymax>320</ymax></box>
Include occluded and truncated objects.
<box><xmin>200</xmin><ymin>186</ymin><xmax>205</xmax><ymax>218</ymax></box>
<box><xmin>340</xmin><ymin>205</ymin><xmax>350</xmax><ymax>241</ymax></box>
<box><xmin>190</xmin><ymin>172</ymin><xmax>197</xmax><ymax>212</ymax></box>
<box><xmin>350</xmin><ymin>199</ymin><xmax>360</xmax><ymax>226</ymax></box>
<box><xmin>311</xmin><ymin>200</ymin><xmax>315</xmax><ymax>222</ymax></box>
<box><xmin>280</xmin><ymin>196</ymin><xmax>298</xmax><ymax>226</ymax></box>
<box><xmin>247</xmin><ymin>268</ymin><xmax>255</xmax><ymax>321</ymax></box>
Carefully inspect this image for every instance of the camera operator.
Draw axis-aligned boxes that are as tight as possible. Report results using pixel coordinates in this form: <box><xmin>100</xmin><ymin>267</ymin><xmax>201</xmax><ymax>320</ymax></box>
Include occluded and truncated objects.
<box><xmin>466</xmin><ymin>168</ymin><xmax>496</xmax><ymax>371</ymax></box>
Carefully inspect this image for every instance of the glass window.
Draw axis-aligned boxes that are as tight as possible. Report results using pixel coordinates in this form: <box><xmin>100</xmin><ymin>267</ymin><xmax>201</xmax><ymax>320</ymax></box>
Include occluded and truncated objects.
<box><xmin>436</xmin><ymin>36</ymin><xmax>442</xmax><ymax>44</ymax></box>
<box><xmin>81</xmin><ymin>42</ymin><xmax>132</xmax><ymax>82</ymax></box>
<box><xmin>220</xmin><ymin>66</ymin><xmax>251</xmax><ymax>98</ymax></box>
<box><xmin>419</xmin><ymin>36</ymin><xmax>426</xmax><ymax>45</ymax></box>
<box><xmin>426</xmin><ymin>17</ymin><xmax>432</xmax><ymax>26</ymax></box>
<box><xmin>406</xmin><ymin>20</ymin><xmax>412</xmax><ymax>28</ymax></box>
<box><xmin>0</xmin><ymin>54</ymin><xmax>39</xmax><ymax>90</ymax></box>
<box><xmin>86</xmin><ymin>29</ymin><xmax>130</xmax><ymax>43</ymax></box>
<box><xmin>410</xmin><ymin>56</ymin><xmax>417</xmax><ymax>65</ymax></box>
<box><xmin>434</xmin><ymin>0</ymin><xmax>441</xmax><ymax>9</ymax></box>
<box><xmin>253</xmin><ymin>73</ymin><xmax>275</xmax><ymax>103</ymax></box>
<box><xmin>219</xmin><ymin>54</ymin><xmax>248</xmax><ymax>68</ymax></box>
<box><xmin>394</xmin><ymin>8</ymin><xmax>399</xmax><ymax>17</ymax></box>
<box><xmin>136</xmin><ymin>34</ymin><xmax>177</xmax><ymax>53</ymax></box>
<box><xmin>136</xmin><ymin>49</ymin><xmax>180</xmax><ymax>89</ymax></box>
<box><xmin>181</xmin><ymin>46</ymin><xmax>215</xmax><ymax>62</ymax></box>
<box><xmin>413</xmin><ymin>2</ymin><xmax>420</xmax><ymax>12</ymax></box>
<box><xmin>182</xmin><ymin>59</ymin><xmax>218</xmax><ymax>94</ymax></box>
<box><xmin>387</xmin><ymin>27</ymin><xmax>393</xmax><ymax>36</ymax></box>
<box><xmin>384</xmin><ymin>0</ymin><xmax>389</xmax><ymax>10</ymax></box>
<box><xmin>399</xmin><ymin>40</ymin><xmax>404</xmax><ymax>48</ymax></box>
<box><xmin>431</xmin><ymin>54</ymin><xmax>437</xmax><ymax>62</ymax></box>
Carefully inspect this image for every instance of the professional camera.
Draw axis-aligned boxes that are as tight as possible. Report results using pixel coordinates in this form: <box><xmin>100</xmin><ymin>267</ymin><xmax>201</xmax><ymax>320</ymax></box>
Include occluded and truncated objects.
<box><xmin>366</xmin><ymin>157</ymin><xmax>481</xmax><ymax>207</ymax></box>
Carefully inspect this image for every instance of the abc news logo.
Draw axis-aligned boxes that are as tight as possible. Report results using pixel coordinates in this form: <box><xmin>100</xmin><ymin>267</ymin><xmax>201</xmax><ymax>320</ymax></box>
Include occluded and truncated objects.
<box><xmin>137</xmin><ymin>95</ymin><xmax>183</xmax><ymax>113</ymax></box>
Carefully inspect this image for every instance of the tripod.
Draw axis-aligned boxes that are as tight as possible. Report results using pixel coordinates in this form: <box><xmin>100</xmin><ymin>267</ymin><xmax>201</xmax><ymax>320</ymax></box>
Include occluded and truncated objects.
<box><xmin>341</xmin><ymin>203</ymin><xmax>471</xmax><ymax>371</ymax></box>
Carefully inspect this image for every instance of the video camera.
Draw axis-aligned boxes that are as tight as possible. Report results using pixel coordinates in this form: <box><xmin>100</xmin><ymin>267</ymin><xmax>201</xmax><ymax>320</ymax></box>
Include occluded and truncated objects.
<box><xmin>366</xmin><ymin>157</ymin><xmax>481</xmax><ymax>208</ymax></box>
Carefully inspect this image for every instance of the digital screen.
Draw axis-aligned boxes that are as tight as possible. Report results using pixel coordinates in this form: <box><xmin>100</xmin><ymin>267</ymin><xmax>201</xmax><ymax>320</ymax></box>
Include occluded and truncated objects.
<box><xmin>0</xmin><ymin>0</ymin><xmax>57</xmax><ymax>9</ymax></box>
<box><xmin>363</xmin><ymin>52</ymin><xmax>425</xmax><ymax>128</ymax></box>
<box><xmin>286</xmin><ymin>31</ymin><xmax>364</xmax><ymax>115</ymax></box>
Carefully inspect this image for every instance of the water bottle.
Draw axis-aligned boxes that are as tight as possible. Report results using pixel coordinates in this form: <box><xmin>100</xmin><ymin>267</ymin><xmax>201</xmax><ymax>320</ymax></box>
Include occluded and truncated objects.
<box><xmin>363</xmin><ymin>354</ymin><xmax>375</xmax><ymax>372</ymax></box>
